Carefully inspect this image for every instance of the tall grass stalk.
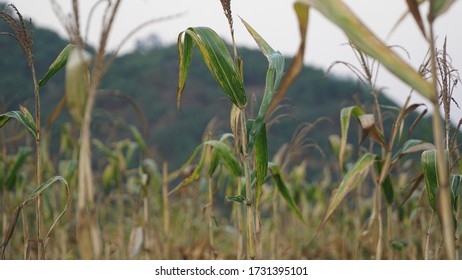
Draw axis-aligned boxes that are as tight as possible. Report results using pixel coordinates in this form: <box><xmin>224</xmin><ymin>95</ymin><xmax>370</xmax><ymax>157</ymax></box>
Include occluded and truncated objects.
<box><xmin>428</xmin><ymin>23</ymin><xmax>455</xmax><ymax>260</ymax></box>
<box><xmin>0</xmin><ymin>4</ymin><xmax>45</xmax><ymax>259</ymax></box>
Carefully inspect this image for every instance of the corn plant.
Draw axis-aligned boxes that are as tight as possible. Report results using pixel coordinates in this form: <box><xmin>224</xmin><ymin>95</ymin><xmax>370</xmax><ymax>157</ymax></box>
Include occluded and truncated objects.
<box><xmin>176</xmin><ymin>1</ymin><xmax>308</xmax><ymax>259</ymax></box>
<box><xmin>0</xmin><ymin>4</ymin><xmax>73</xmax><ymax>259</ymax></box>
<box><xmin>299</xmin><ymin>0</ymin><xmax>460</xmax><ymax>259</ymax></box>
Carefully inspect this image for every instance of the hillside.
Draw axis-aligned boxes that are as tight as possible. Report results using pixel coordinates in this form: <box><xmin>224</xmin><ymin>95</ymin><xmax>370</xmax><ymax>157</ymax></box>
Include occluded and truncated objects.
<box><xmin>0</xmin><ymin>17</ymin><xmax>425</xmax><ymax>170</ymax></box>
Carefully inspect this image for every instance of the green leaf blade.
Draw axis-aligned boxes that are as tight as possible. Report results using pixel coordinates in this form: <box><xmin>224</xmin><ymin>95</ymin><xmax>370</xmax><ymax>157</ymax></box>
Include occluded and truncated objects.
<box><xmin>339</xmin><ymin>106</ymin><xmax>364</xmax><ymax>170</ymax></box>
<box><xmin>321</xmin><ymin>152</ymin><xmax>376</xmax><ymax>227</ymax></box>
<box><xmin>241</xmin><ymin>19</ymin><xmax>285</xmax><ymax>152</ymax></box>
<box><xmin>204</xmin><ymin>140</ymin><xmax>242</xmax><ymax>177</ymax></box>
<box><xmin>39</xmin><ymin>44</ymin><xmax>75</xmax><ymax>87</ymax></box>
<box><xmin>0</xmin><ymin>109</ymin><xmax>37</xmax><ymax>139</ymax></box>
<box><xmin>254</xmin><ymin>122</ymin><xmax>268</xmax><ymax>209</ymax></box>
<box><xmin>177</xmin><ymin>27</ymin><xmax>247</xmax><ymax>109</ymax></box>
<box><xmin>430</xmin><ymin>0</ymin><xmax>458</xmax><ymax>21</ymax></box>
<box><xmin>269</xmin><ymin>162</ymin><xmax>304</xmax><ymax>222</ymax></box>
<box><xmin>421</xmin><ymin>150</ymin><xmax>449</xmax><ymax>212</ymax></box>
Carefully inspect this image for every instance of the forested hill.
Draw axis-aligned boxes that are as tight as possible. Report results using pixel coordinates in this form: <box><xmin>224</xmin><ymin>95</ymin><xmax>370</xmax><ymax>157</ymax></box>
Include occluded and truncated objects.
<box><xmin>0</xmin><ymin>18</ymin><xmax>425</xmax><ymax>169</ymax></box>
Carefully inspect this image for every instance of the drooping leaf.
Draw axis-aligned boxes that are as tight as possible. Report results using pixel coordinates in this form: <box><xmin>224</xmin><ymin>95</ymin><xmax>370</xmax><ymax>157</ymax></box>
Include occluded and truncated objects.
<box><xmin>421</xmin><ymin>149</ymin><xmax>449</xmax><ymax>211</ymax></box>
<box><xmin>405</xmin><ymin>0</ymin><xmax>427</xmax><ymax>38</ymax></box>
<box><xmin>93</xmin><ymin>139</ymin><xmax>116</xmax><ymax>160</ymax></box>
<box><xmin>177</xmin><ymin>27</ymin><xmax>247</xmax><ymax>110</ymax></box>
<box><xmin>128</xmin><ymin>125</ymin><xmax>147</xmax><ymax>156</ymax></box>
<box><xmin>1</xmin><ymin>176</ymin><xmax>70</xmax><ymax>256</ymax></box>
<box><xmin>208</xmin><ymin>134</ymin><xmax>234</xmax><ymax>177</ymax></box>
<box><xmin>388</xmin><ymin>0</ymin><xmax>425</xmax><ymax>39</ymax></box>
<box><xmin>204</xmin><ymin>140</ymin><xmax>241</xmax><ymax>177</ymax></box>
<box><xmin>65</xmin><ymin>47</ymin><xmax>91</xmax><ymax>126</ymax></box>
<box><xmin>23</xmin><ymin>175</ymin><xmax>69</xmax><ymax>205</ymax></box>
<box><xmin>39</xmin><ymin>44</ymin><xmax>75</xmax><ymax>87</ymax></box>
<box><xmin>299</xmin><ymin>0</ymin><xmax>434</xmax><ymax>100</ymax></box>
<box><xmin>208</xmin><ymin>148</ymin><xmax>220</xmax><ymax>177</ymax></box>
<box><xmin>339</xmin><ymin>106</ymin><xmax>364</xmax><ymax>170</ymax></box>
<box><xmin>320</xmin><ymin>153</ymin><xmax>376</xmax><ymax>227</ymax></box>
<box><xmin>269</xmin><ymin>162</ymin><xmax>304</xmax><ymax>222</ymax></box>
<box><xmin>241</xmin><ymin>18</ymin><xmax>285</xmax><ymax>153</ymax></box>
<box><xmin>392</xmin><ymin>139</ymin><xmax>435</xmax><ymax>162</ymax></box>
<box><xmin>376</xmin><ymin>160</ymin><xmax>394</xmax><ymax>204</ymax></box>
<box><xmin>0</xmin><ymin>108</ymin><xmax>37</xmax><ymax>139</ymax></box>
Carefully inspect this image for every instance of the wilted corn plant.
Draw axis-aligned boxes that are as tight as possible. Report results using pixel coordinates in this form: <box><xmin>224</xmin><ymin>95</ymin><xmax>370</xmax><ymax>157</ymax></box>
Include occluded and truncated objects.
<box><xmin>299</xmin><ymin>0</ymin><xmax>460</xmax><ymax>259</ymax></box>
<box><xmin>176</xmin><ymin>1</ymin><xmax>308</xmax><ymax>259</ymax></box>
<box><xmin>0</xmin><ymin>4</ymin><xmax>71</xmax><ymax>259</ymax></box>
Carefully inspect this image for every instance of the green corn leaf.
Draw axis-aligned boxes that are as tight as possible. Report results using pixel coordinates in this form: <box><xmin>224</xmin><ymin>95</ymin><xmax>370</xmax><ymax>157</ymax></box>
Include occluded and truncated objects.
<box><xmin>58</xmin><ymin>160</ymin><xmax>77</xmax><ymax>186</ymax></box>
<box><xmin>208</xmin><ymin>133</ymin><xmax>234</xmax><ymax>177</ymax></box>
<box><xmin>339</xmin><ymin>106</ymin><xmax>364</xmax><ymax>170</ymax></box>
<box><xmin>226</xmin><ymin>195</ymin><xmax>246</xmax><ymax>204</ymax></box>
<box><xmin>0</xmin><ymin>107</ymin><xmax>37</xmax><ymax>139</ymax></box>
<box><xmin>392</xmin><ymin>139</ymin><xmax>435</xmax><ymax>162</ymax></box>
<box><xmin>23</xmin><ymin>176</ymin><xmax>69</xmax><ymax>205</ymax></box>
<box><xmin>5</xmin><ymin>146</ymin><xmax>33</xmax><ymax>190</ymax></box>
<box><xmin>93</xmin><ymin>139</ymin><xmax>117</xmax><ymax>160</ymax></box>
<box><xmin>128</xmin><ymin>125</ymin><xmax>147</xmax><ymax>156</ymax></box>
<box><xmin>391</xmin><ymin>241</ymin><xmax>405</xmax><ymax>252</ymax></box>
<box><xmin>376</xmin><ymin>160</ymin><xmax>394</xmax><ymax>204</ymax></box>
<box><xmin>421</xmin><ymin>150</ymin><xmax>449</xmax><ymax>212</ymax></box>
<box><xmin>253</xmin><ymin>122</ymin><xmax>268</xmax><ymax>209</ymax></box>
<box><xmin>65</xmin><ymin>47</ymin><xmax>91</xmax><ymax>126</ymax></box>
<box><xmin>1</xmin><ymin>176</ymin><xmax>70</xmax><ymax>254</ymax></box>
<box><xmin>102</xmin><ymin>164</ymin><xmax>116</xmax><ymax>191</ymax></box>
<box><xmin>39</xmin><ymin>44</ymin><xmax>75</xmax><ymax>87</ymax></box>
<box><xmin>450</xmin><ymin>174</ymin><xmax>462</xmax><ymax>212</ymax></box>
<box><xmin>170</xmin><ymin>139</ymin><xmax>237</xmax><ymax>195</ymax></box>
<box><xmin>208</xmin><ymin>148</ymin><xmax>220</xmax><ymax>177</ymax></box>
<box><xmin>204</xmin><ymin>140</ymin><xmax>241</xmax><ymax>177</ymax></box>
<box><xmin>268</xmin><ymin>162</ymin><xmax>304</xmax><ymax>222</ymax></box>
<box><xmin>300</xmin><ymin>0</ymin><xmax>434</xmax><ymax>101</ymax></box>
<box><xmin>320</xmin><ymin>153</ymin><xmax>376</xmax><ymax>228</ymax></box>
<box><xmin>430</xmin><ymin>0</ymin><xmax>458</xmax><ymax>21</ymax></box>
<box><xmin>177</xmin><ymin>27</ymin><xmax>247</xmax><ymax>109</ymax></box>
<box><xmin>241</xmin><ymin>18</ymin><xmax>285</xmax><ymax>153</ymax></box>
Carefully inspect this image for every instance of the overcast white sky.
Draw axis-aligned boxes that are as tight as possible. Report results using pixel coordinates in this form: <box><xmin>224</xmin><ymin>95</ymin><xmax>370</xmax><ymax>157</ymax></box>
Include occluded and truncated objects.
<box><xmin>3</xmin><ymin>0</ymin><xmax>462</xmax><ymax>121</ymax></box>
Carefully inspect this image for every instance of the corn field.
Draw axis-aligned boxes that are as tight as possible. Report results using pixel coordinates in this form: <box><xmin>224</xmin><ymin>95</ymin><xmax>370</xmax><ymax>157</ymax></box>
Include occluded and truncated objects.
<box><xmin>0</xmin><ymin>0</ymin><xmax>461</xmax><ymax>260</ymax></box>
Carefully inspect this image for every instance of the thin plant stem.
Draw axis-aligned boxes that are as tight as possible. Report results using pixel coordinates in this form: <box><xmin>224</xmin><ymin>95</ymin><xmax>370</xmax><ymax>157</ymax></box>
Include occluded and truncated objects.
<box><xmin>236</xmin><ymin>176</ymin><xmax>244</xmax><ymax>259</ymax></box>
<box><xmin>239</xmin><ymin>110</ymin><xmax>256</xmax><ymax>259</ymax></box>
<box><xmin>27</xmin><ymin>44</ymin><xmax>44</xmax><ymax>259</ymax></box>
